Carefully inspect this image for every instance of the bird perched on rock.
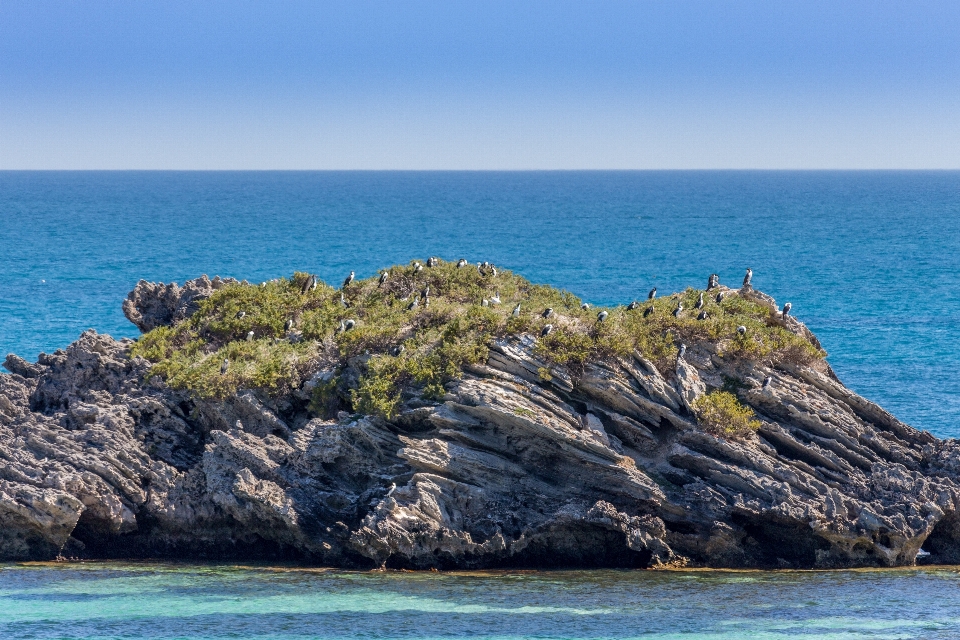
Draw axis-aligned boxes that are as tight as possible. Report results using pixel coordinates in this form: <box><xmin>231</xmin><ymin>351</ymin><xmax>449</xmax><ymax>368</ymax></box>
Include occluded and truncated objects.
<box><xmin>695</xmin><ymin>292</ymin><xmax>704</xmax><ymax>309</ymax></box>
<box><xmin>782</xmin><ymin>302</ymin><xmax>792</xmax><ymax>318</ymax></box>
<box><xmin>678</xmin><ymin>343</ymin><xmax>687</xmax><ymax>359</ymax></box>
<box><xmin>697</xmin><ymin>310</ymin><xmax>708</xmax><ymax>320</ymax></box>
<box><xmin>220</xmin><ymin>358</ymin><xmax>229</xmax><ymax>375</ymax></box>
<box><xmin>673</xmin><ymin>302</ymin><xmax>683</xmax><ymax>318</ymax></box>
<box><xmin>235</xmin><ymin>310</ymin><xmax>246</xmax><ymax>319</ymax></box>
<box><xmin>390</xmin><ymin>345</ymin><xmax>405</xmax><ymax>356</ymax></box>
<box><xmin>338</xmin><ymin>319</ymin><xmax>356</xmax><ymax>332</ymax></box>
<box><xmin>581</xmin><ymin>302</ymin><xmax>590</xmax><ymax>310</ymax></box>
<box><xmin>512</xmin><ymin>303</ymin><xmax>521</xmax><ymax>317</ymax></box>
<box><xmin>763</xmin><ymin>376</ymin><xmax>772</xmax><ymax>388</ymax></box>
<box><xmin>541</xmin><ymin>324</ymin><xmax>554</xmax><ymax>337</ymax></box>
<box><xmin>414</xmin><ymin>262</ymin><xmax>423</xmax><ymax>273</ymax></box>
<box><xmin>715</xmin><ymin>291</ymin><xmax>724</xmax><ymax>304</ymax></box>
<box><xmin>737</xmin><ymin>325</ymin><xmax>747</xmax><ymax>336</ymax></box>
<box><xmin>407</xmin><ymin>297</ymin><xmax>419</xmax><ymax>311</ymax></box>
<box><xmin>743</xmin><ymin>268</ymin><xmax>753</xmax><ymax>287</ymax></box>
<box><xmin>246</xmin><ymin>330</ymin><xmax>255</xmax><ymax>341</ymax></box>
<box><xmin>378</xmin><ymin>271</ymin><xmax>389</xmax><ymax>287</ymax></box>
<box><xmin>457</xmin><ymin>258</ymin><xmax>468</xmax><ymax>268</ymax></box>
<box><xmin>597</xmin><ymin>310</ymin><xmax>609</xmax><ymax>323</ymax></box>
<box><xmin>427</xmin><ymin>256</ymin><xmax>437</xmax><ymax>267</ymax></box>
<box><xmin>343</xmin><ymin>271</ymin><xmax>355</xmax><ymax>288</ymax></box>
<box><xmin>491</xmin><ymin>291</ymin><xmax>501</xmax><ymax>305</ymax></box>
<box><xmin>707</xmin><ymin>274</ymin><xmax>719</xmax><ymax>290</ymax></box>
<box><xmin>542</xmin><ymin>308</ymin><xmax>554</xmax><ymax>318</ymax></box>
<box><xmin>648</xmin><ymin>287</ymin><xmax>657</xmax><ymax>300</ymax></box>
<box><xmin>627</xmin><ymin>301</ymin><xmax>639</xmax><ymax>310</ymax></box>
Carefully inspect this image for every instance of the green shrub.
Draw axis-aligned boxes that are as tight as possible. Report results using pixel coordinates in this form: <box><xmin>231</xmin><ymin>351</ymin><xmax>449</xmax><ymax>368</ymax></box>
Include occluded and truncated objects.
<box><xmin>692</xmin><ymin>390</ymin><xmax>761</xmax><ymax>438</ymax></box>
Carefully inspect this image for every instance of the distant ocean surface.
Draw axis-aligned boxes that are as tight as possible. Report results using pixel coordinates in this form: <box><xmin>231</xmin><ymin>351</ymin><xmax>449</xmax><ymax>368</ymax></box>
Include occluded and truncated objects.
<box><xmin>2</xmin><ymin>171</ymin><xmax>959</xmax><ymax>436</ymax></box>
<box><xmin>4</xmin><ymin>562</ymin><xmax>960</xmax><ymax>639</ymax></box>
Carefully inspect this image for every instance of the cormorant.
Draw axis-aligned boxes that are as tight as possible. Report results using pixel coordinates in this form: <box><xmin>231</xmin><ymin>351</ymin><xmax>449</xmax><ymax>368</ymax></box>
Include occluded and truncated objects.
<box><xmin>300</xmin><ymin>275</ymin><xmax>315</xmax><ymax>295</ymax></box>
<box><xmin>311</xmin><ymin>275</ymin><xmax>318</xmax><ymax>291</ymax></box>
<box><xmin>715</xmin><ymin>291</ymin><xmax>724</xmax><ymax>304</ymax></box>
<box><xmin>246</xmin><ymin>330</ymin><xmax>255</xmax><ymax>341</ymax></box>
<box><xmin>707</xmin><ymin>274</ymin><xmax>719</xmax><ymax>290</ymax></box>
<box><xmin>597</xmin><ymin>310</ymin><xmax>609</xmax><ymax>322</ymax></box>
<box><xmin>541</xmin><ymin>324</ymin><xmax>554</xmax><ymax>337</ymax></box>
<box><xmin>542</xmin><ymin>308</ymin><xmax>554</xmax><ymax>318</ymax></box>
<box><xmin>695</xmin><ymin>292</ymin><xmax>704</xmax><ymax>309</ymax></box>
<box><xmin>343</xmin><ymin>271</ymin><xmax>355</xmax><ymax>287</ymax></box>
<box><xmin>407</xmin><ymin>297</ymin><xmax>419</xmax><ymax>311</ymax></box>
<box><xmin>512</xmin><ymin>303</ymin><xmax>521</xmax><ymax>317</ymax></box>
<box><xmin>643</xmin><ymin>305</ymin><xmax>654</xmax><ymax>318</ymax></box>
<box><xmin>763</xmin><ymin>376</ymin><xmax>772</xmax><ymax>388</ymax></box>
<box><xmin>736</xmin><ymin>325</ymin><xmax>747</xmax><ymax>336</ymax></box>
<box><xmin>673</xmin><ymin>302</ymin><xmax>683</xmax><ymax>318</ymax></box>
<box><xmin>391</xmin><ymin>345</ymin><xmax>405</xmax><ymax>356</ymax></box>
<box><xmin>414</xmin><ymin>262</ymin><xmax>423</xmax><ymax>273</ymax></box>
<box><xmin>422</xmin><ymin>285</ymin><xmax>430</xmax><ymax>299</ymax></box>
<box><xmin>235</xmin><ymin>311</ymin><xmax>246</xmax><ymax>319</ymax></box>
<box><xmin>697</xmin><ymin>310</ymin><xmax>707</xmax><ymax>320</ymax></box>
<box><xmin>743</xmin><ymin>268</ymin><xmax>752</xmax><ymax>287</ymax></box>
<box><xmin>491</xmin><ymin>292</ymin><xmax>501</xmax><ymax>305</ymax></box>
<box><xmin>220</xmin><ymin>359</ymin><xmax>229</xmax><ymax>375</ymax></box>
<box><xmin>340</xmin><ymin>292</ymin><xmax>348</xmax><ymax>308</ymax></box>
<box><xmin>482</xmin><ymin>299</ymin><xmax>489</xmax><ymax>306</ymax></box>
<box><xmin>782</xmin><ymin>302</ymin><xmax>792</xmax><ymax>318</ymax></box>
<box><xmin>491</xmin><ymin>266</ymin><xmax>498</xmax><ymax>277</ymax></box>
<box><xmin>627</xmin><ymin>301</ymin><xmax>639</xmax><ymax>310</ymax></box>
<box><xmin>427</xmin><ymin>257</ymin><xmax>437</xmax><ymax>268</ymax></box>
<box><xmin>284</xmin><ymin>318</ymin><xmax>293</xmax><ymax>332</ymax></box>
<box><xmin>678</xmin><ymin>343</ymin><xmax>686</xmax><ymax>359</ymax></box>
<box><xmin>457</xmin><ymin>259</ymin><xmax>468</xmax><ymax>268</ymax></box>
<box><xmin>378</xmin><ymin>271</ymin><xmax>389</xmax><ymax>287</ymax></box>
<box><xmin>581</xmin><ymin>303</ymin><xmax>590</xmax><ymax>310</ymax></box>
<box><xmin>344</xmin><ymin>319</ymin><xmax>356</xmax><ymax>331</ymax></box>
<box><xmin>648</xmin><ymin>287</ymin><xmax>657</xmax><ymax>300</ymax></box>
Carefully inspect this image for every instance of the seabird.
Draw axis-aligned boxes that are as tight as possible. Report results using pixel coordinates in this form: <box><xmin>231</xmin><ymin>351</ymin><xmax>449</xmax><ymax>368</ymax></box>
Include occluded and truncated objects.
<box><xmin>491</xmin><ymin>291</ymin><xmax>501</xmax><ymax>305</ymax></box>
<box><xmin>697</xmin><ymin>310</ymin><xmax>708</xmax><ymax>320</ymax></box>
<box><xmin>235</xmin><ymin>311</ymin><xmax>246</xmax><ymax>319</ymax></box>
<box><xmin>343</xmin><ymin>271</ymin><xmax>355</xmax><ymax>288</ymax></box>
<box><xmin>715</xmin><ymin>291</ymin><xmax>724</xmax><ymax>304</ymax></box>
<box><xmin>422</xmin><ymin>285</ymin><xmax>430</xmax><ymax>299</ymax></box>
<box><xmin>340</xmin><ymin>292</ymin><xmax>349</xmax><ymax>308</ymax></box>
<box><xmin>220</xmin><ymin>359</ymin><xmax>229</xmax><ymax>375</ymax></box>
<box><xmin>457</xmin><ymin>259</ymin><xmax>468</xmax><ymax>268</ymax></box>
<box><xmin>414</xmin><ymin>262</ymin><xmax>423</xmax><ymax>273</ymax></box>
<box><xmin>695</xmin><ymin>293</ymin><xmax>704</xmax><ymax>309</ymax></box>
<box><xmin>427</xmin><ymin>257</ymin><xmax>437</xmax><ymax>268</ymax></box>
<box><xmin>246</xmin><ymin>330</ymin><xmax>255</xmax><ymax>341</ymax></box>
<box><xmin>541</xmin><ymin>324</ymin><xmax>554</xmax><ymax>337</ymax></box>
<box><xmin>491</xmin><ymin>266</ymin><xmax>497</xmax><ymax>277</ymax></box>
<box><xmin>300</xmin><ymin>275</ymin><xmax>315</xmax><ymax>295</ymax></box>
<box><xmin>391</xmin><ymin>345</ymin><xmax>405</xmax><ymax>356</ymax></box>
<box><xmin>673</xmin><ymin>302</ymin><xmax>683</xmax><ymax>318</ymax></box>
<box><xmin>597</xmin><ymin>310</ymin><xmax>609</xmax><ymax>323</ymax></box>
<box><xmin>385</xmin><ymin>482</ymin><xmax>397</xmax><ymax>497</ymax></box>
<box><xmin>736</xmin><ymin>325</ymin><xmax>747</xmax><ymax>336</ymax></box>
<box><xmin>627</xmin><ymin>301</ymin><xmax>639</xmax><ymax>310</ymax></box>
<box><xmin>284</xmin><ymin>318</ymin><xmax>293</xmax><ymax>332</ymax></box>
<box><xmin>423</xmin><ymin>295</ymin><xmax>430</xmax><ymax>308</ymax></box>
<box><xmin>482</xmin><ymin>299</ymin><xmax>489</xmax><ymax>306</ymax></box>
<box><xmin>707</xmin><ymin>274</ymin><xmax>719</xmax><ymax>290</ymax></box>
<box><xmin>643</xmin><ymin>305</ymin><xmax>654</xmax><ymax>318</ymax></box>
<box><xmin>763</xmin><ymin>376</ymin><xmax>772</xmax><ymax>388</ymax></box>
<box><xmin>678</xmin><ymin>343</ymin><xmax>687</xmax><ymax>359</ymax></box>
<box><xmin>310</xmin><ymin>275</ymin><xmax>318</xmax><ymax>291</ymax></box>
<box><xmin>512</xmin><ymin>303</ymin><xmax>521</xmax><ymax>317</ymax></box>
<box><xmin>378</xmin><ymin>271</ymin><xmax>389</xmax><ymax>287</ymax></box>
<box><xmin>344</xmin><ymin>319</ymin><xmax>356</xmax><ymax>331</ymax></box>
<box><xmin>782</xmin><ymin>302</ymin><xmax>792</xmax><ymax>318</ymax></box>
<box><xmin>648</xmin><ymin>287</ymin><xmax>657</xmax><ymax>300</ymax></box>
<box><xmin>542</xmin><ymin>308</ymin><xmax>554</xmax><ymax>318</ymax></box>
<box><xmin>581</xmin><ymin>303</ymin><xmax>590</xmax><ymax>310</ymax></box>
<box><xmin>743</xmin><ymin>268</ymin><xmax>753</xmax><ymax>287</ymax></box>
<box><xmin>407</xmin><ymin>297</ymin><xmax>419</xmax><ymax>311</ymax></box>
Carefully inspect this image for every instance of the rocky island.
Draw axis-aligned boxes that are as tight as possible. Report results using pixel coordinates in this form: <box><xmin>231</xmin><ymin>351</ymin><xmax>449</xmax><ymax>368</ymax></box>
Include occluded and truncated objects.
<box><xmin>2</xmin><ymin>259</ymin><xmax>959</xmax><ymax>570</ymax></box>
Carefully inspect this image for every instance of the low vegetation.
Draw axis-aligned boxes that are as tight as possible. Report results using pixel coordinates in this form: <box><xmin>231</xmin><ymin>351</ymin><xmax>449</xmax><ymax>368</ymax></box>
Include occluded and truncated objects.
<box><xmin>130</xmin><ymin>259</ymin><xmax>825</xmax><ymax>419</ymax></box>
<box><xmin>692</xmin><ymin>390</ymin><xmax>762</xmax><ymax>438</ymax></box>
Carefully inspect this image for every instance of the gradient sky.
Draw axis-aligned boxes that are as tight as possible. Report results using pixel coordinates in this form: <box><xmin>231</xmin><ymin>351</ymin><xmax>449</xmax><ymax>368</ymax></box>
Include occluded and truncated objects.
<box><xmin>2</xmin><ymin>1</ymin><xmax>959</xmax><ymax>169</ymax></box>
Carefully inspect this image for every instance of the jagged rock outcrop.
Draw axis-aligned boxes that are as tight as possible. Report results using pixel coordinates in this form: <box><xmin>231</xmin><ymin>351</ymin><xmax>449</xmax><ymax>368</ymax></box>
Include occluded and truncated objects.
<box><xmin>2</xmin><ymin>279</ymin><xmax>960</xmax><ymax>569</ymax></box>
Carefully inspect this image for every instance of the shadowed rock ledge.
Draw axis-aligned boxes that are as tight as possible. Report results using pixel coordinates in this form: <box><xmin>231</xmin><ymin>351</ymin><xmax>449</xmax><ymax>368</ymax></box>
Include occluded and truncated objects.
<box><xmin>2</xmin><ymin>264</ymin><xmax>959</xmax><ymax>570</ymax></box>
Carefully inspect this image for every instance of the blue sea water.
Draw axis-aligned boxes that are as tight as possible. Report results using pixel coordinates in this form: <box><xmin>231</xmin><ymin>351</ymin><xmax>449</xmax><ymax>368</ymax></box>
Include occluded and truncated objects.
<box><xmin>2</xmin><ymin>171</ymin><xmax>959</xmax><ymax>436</ymax></box>
<box><xmin>3</xmin><ymin>563</ymin><xmax>960</xmax><ymax>639</ymax></box>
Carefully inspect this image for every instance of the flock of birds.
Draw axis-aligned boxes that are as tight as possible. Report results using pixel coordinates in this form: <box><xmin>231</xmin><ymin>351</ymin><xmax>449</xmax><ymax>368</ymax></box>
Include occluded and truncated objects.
<box><xmin>220</xmin><ymin>262</ymin><xmax>793</xmax><ymax>375</ymax></box>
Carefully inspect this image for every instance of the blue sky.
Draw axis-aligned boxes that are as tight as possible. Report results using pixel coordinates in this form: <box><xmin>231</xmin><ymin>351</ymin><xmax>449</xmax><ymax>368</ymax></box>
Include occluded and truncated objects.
<box><xmin>1</xmin><ymin>1</ymin><xmax>959</xmax><ymax>169</ymax></box>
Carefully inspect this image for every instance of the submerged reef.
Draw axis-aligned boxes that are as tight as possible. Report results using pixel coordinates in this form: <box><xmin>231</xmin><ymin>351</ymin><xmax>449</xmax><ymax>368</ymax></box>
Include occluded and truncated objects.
<box><xmin>1</xmin><ymin>259</ymin><xmax>958</xmax><ymax>569</ymax></box>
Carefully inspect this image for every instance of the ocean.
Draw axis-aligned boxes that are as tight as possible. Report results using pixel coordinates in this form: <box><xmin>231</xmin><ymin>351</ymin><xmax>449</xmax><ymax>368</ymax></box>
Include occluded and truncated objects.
<box><xmin>2</xmin><ymin>170</ymin><xmax>959</xmax><ymax>436</ymax></box>
<box><xmin>4</xmin><ymin>171</ymin><xmax>960</xmax><ymax>638</ymax></box>
<box><xmin>3</xmin><ymin>562</ymin><xmax>960</xmax><ymax>639</ymax></box>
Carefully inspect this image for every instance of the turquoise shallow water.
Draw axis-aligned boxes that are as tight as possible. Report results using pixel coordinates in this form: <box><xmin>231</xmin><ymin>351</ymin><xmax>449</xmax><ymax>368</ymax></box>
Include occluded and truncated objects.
<box><xmin>3</xmin><ymin>563</ymin><xmax>960</xmax><ymax>639</ymax></box>
<box><xmin>1</xmin><ymin>171</ymin><xmax>959</xmax><ymax>435</ymax></box>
